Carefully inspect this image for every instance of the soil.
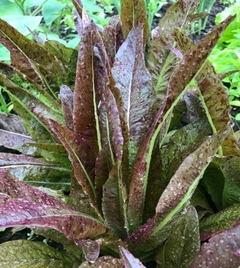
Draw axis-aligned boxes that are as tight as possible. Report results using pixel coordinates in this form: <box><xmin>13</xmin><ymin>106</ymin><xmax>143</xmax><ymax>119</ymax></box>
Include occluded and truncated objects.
<box><xmin>0</xmin><ymin>1</ymin><xmax>233</xmax><ymax>266</ymax></box>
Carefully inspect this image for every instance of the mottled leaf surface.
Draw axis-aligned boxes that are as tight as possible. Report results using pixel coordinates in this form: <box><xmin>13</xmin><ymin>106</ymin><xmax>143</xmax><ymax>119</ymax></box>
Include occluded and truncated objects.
<box><xmin>191</xmin><ymin>218</ymin><xmax>240</xmax><ymax>268</ymax></box>
<box><xmin>120</xmin><ymin>0</ymin><xmax>149</xmax><ymax>44</ymax></box>
<box><xmin>200</xmin><ymin>204</ymin><xmax>240</xmax><ymax>241</ymax></box>
<box><xmin>102</xmin><ymin>161</ymin><xmax>127</xmax><ymax>238</ymax></box>
<box><xmin>156</xmin><ymin>207</ymin><xmax>200</xmax><ymax>268</ymax></box>
<box><xmin>126</xmin><ymin>12</ymin><xmax>235</xmax><ymax>231</ymax></box>
<box><xmin>0</xmin><ymin>240</ymin><xmax>78</xmax><ymax>268</ymax></box>
<box><xmin>146</xmin><ymin>0</ymin><xmax>199</xmax><ymax>104</ymax></box>
<box><xmin>127</xmin><ymin>127</ymin><xmax>230</xmax><ymax>251</ymax></box>
<box><xmin>0</xmin><ymin>113</ymin><xmax>28</xmax><ymax>135</ymax></box>
<box><xmin>49</xmin><ymin>119</ymin><xmax>101</xmax><ymax>217</ymax></box>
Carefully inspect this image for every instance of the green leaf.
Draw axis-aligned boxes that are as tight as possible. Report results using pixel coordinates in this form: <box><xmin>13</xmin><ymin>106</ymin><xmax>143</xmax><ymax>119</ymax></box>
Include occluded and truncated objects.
<box><xmin>102</xmin><ymin>161</ymin><xmax>127</xmax><ymax>238</ymax></box>
<box><xmin>200</xmin><ymin>203</ymin><xmax>240</xmax><ymax>240</ymax></box>
<box><xmin>2</xmin><ymin>15</ymin><xmax>42</xmax><ymax>36</ymax></box>
<box><xmin>0</xmin><ymin>240</ymin><xmax>78</xmax><ymax>268</ymax></box>
<box><xmin>200</xmin><ymin>161</ymin><xmax>225</xmax><ymax>211</ymax></box>
<box><xmin>42</xmin><ymin>0</ymin><xmax>66</xmax><ymax>26</ymax></box>
<box><xmin>156</xmin><ymin>206</ymin><xmax>200</xmax><ymax>268</ymax></box>
<box><xmin>161</xmin><ymin>119</ymin><xmax>212</xmax><ymax>180</ymax></box>
<box><xmin>120</xmin><ymin>0</ymin><xmax>149</xmax><ymax>44</ymax></box>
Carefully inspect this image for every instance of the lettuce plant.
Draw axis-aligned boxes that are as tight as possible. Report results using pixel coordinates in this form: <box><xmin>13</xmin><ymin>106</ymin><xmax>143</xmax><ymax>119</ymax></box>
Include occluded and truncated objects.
<box><xmin>0</xmin><ymin>0</ymin><xmax>239</xmax><ymax>267</ymax></box>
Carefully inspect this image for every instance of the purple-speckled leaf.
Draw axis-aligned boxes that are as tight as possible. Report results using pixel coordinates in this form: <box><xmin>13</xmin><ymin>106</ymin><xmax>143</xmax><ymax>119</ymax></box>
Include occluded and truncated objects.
<box><xmin>0</xmin><ymin>19</ymin><xmax>66</xmax><ymax>93</ymax></box>
<box><xmin>59</xmin><ymin>85</ymin><xmax>73</xmax><ymax>131</ymax></box>
<box><xmin>174</xmin><ymin>17</ymin><xmax>239</xmax><ymax>156</ymax></box>
<box><xmin>102</xmin><ymin>16</ymin><xmax>124</xmax><ymax>66</ymax></box>
<box><xmin>0</xmin><ymin>113</ymin><xmax>28</xmax><ymax>135</ymax></box>
<box><xmin>127</xmin><ymin>127</ymin><xmax>231</xmax><ymax>252</ymax></box>
<box><xmin>120</xmin><ymin>0</ymin><xmax>149</xmax><ymax>44</ymax></box>
<box><xmin>111</xmin><ymin>24</ymin><xmax>156</xmax><ymax>166</ymax></box>
<box><xmin>0</xmin><ymin>169</ymin><xmax>71</xmax><ymax>208</ymax></box>
<box><xmin>73</xmin><ymin>17</ymin><xmax>103</xmax><ymax>156</ymax></box>
<box><xmin>119</xmin><ymin>246</ymin><xmax>146</xmax><ymax>268</ymax></box>
<box><xmin>126</xmin><ymin>12</ymin><xmax>234</xmax><ymax>232</ymax></box>
<box><xmin>0</xmin><ymin>129</ymin><xmax>36</xmax><ymax>154</ymax></box>
<box><xmin>0</xmin><ymin>240</ymin><xmax>78</xmax><ymax>268</ymax></box>
<box><xmin>0</xmin><ymin>198</ymin><xmax>109</xmax><ymax>241</ymax></box>
<box><xmin>191</xmin><ymin>218</ymin><xmax>240</xmax><ymax>268</ymax></box>
<box><xmin>0</xmin><ymin>171</ymin><xmax>109</xmax><ymax>241</ymax></box>
<box><xmin>146</xmin><ymin>0</ymin><xmax>199</xmax><ymax>106</ymax></box>
<box><xmin>48</xmin><ymin>119</ymin><xmax>102</xmax><ymax>217</ymax></box>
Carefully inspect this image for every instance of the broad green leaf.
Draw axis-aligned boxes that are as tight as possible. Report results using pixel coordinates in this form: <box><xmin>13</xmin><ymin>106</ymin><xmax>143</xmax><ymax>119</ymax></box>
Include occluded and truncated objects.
<box><xmin>191</xmin><ymin>218</ymin><xmax>240</xmax><ymax>267</ymax></box>
<box><xmin>219</xmin><ymin>156</ymin><xmax>240</xmax><ymax>208</ymax></box>
<box><xmin>200</xmin><ymin>161</ymin><xmax>225</xmax><ymax>211</ymax></box>
<box><xmin>120</xmin><ymin>0</ymin><xmax>149</xmax><ymax>44</ymax></box>
<box><xmin>127</xmin><ymin>12</ymin><xmax>236</xmax><ymax>231</ymax></box>
<box><xmin>42</xmin><ymin>0</ymin><xmax>66</xmax><ymax>26</ymax></box>
<box><xmin>0</xmin><ymin>153</ymin><xmax>70</xmax><ymax>189</ymax></box>
<box><xmin>200</xmin><ymin>203</ymin><xmax>240</xmax><ymax>240</ymax></box>
<box><xmin>2</xmin><ymin>15</ymin><xmax>42</xmax><ymax>36</ymax></box>
<box><xmin>119</xmin><ymin>246</ymin><xmax>146</xmax><ymax>268</ymax></box>
<box><xmin>156</xmin><ymin>207</ymin><xmax>200</xmax><ymax>268</ymax></box>
<box><xmin>0</xmin><ymin>240</ymin><xmax>78</xmax><ymax>268</ymax></box>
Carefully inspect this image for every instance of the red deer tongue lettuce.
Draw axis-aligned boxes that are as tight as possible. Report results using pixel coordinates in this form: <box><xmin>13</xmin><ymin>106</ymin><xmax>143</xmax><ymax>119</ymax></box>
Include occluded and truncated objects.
<box><xmin>0</xmin><ymin>0</ymin><xmax>238</xmax><ymax>266</ymax></box>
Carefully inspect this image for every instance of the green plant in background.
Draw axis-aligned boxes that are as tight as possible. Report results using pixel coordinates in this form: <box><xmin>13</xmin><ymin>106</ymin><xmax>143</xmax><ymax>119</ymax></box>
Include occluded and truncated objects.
<box><xmin>191</xmin><ymin>0</ymin><xmax>216</xmax><ymax>36</ymax></box>
<box><xmin>145</xmin><ymin>0</ymin><xmax>168</xmax><ymax>28</ymax></box>
<box><xmin>0</xmin><ymin>0</ymin><xmax>239</xmax><ymax>267</ymax></box>
<box><xmin>0</xmin><ymin>87</ymin><xmax>12</xmax><ymax>114</ymax></box>
<box><xmin>209</xmin><ymin>0</ymin><xmax>240</xmax><ymax>120</ymax></box>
